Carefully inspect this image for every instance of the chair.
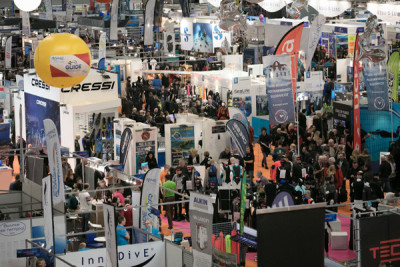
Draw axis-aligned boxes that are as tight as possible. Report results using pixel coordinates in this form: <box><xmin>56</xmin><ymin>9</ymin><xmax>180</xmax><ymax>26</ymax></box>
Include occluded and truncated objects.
<box><xmin>173</xmin><ymin>232</ymin><xmax>183</xmax><ymax>245</ymax></box>
<box><xmin>86</xmin><ymin>232</ymin><xmax>104</xmax><ymax>248</ymax></box>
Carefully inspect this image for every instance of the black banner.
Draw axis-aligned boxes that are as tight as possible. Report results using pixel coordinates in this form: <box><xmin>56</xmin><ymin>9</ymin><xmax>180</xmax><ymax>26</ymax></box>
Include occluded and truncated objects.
<box><xmin>333</xmin><ymin>101</ymin><xmax>351</xmax><ymax>122</ymax></box>
<box><xmin>226</xmin><ymin>119</ymin><xmax>249</xmax><ymax>158</ymax></box>
<box><xmin>119</xmin><ymin>128</ymin><xmax>133</xmax><ymax>166</ymax></box>
<box><xmin>153</xmin><ymin>0</ymin><xmax>164</xmax><ymax>27</ymax></box>
<box><xmin>180</xmin><ymin>0</ymin><xmax>190</xmax><ymax>17</ymax></box>
<box><xmin>360</xmin><ymin>214</ymin><xmax>400</xmax><ymax>266</ymax></box>
<box><xmin>257</xmin><ymin>205</ymin><xmax>325</xmax><ymax>267</ymax></box>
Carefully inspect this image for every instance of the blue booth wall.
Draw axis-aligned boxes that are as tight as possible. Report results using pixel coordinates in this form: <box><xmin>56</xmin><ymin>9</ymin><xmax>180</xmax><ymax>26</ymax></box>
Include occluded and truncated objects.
<box><xmin>252</xmin><ymin>117</ymin><xmax>270</xmax><ymax>138</ymax></box>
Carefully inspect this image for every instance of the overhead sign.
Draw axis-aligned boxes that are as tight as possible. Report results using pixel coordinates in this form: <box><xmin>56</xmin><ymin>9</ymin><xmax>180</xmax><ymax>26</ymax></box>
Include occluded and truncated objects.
<box><xmin>180</xmin><ymin>18</ymin><xmax>194</xmax><ymax>50</ymax></box>
<box><xmin>367</xmin><ymin>2</ymin><xmax>400</xmax><ymax>23</ymax></box>
<box><xmin>309</xmin><ymin>0</ymin><xmax>351</xmax><ymax>17</ymax></box>
<box><xmin>258</xmin><ymin>0</ymin><xmax>293</xmax><ymax>12</ymax></box>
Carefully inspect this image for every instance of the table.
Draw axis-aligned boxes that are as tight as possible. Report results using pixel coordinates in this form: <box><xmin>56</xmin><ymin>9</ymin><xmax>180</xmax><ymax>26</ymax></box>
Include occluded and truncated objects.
<box><xmin>94</xmin><ymin>237</ymin><xmax>106</xmax><ymax>243</ymax></box>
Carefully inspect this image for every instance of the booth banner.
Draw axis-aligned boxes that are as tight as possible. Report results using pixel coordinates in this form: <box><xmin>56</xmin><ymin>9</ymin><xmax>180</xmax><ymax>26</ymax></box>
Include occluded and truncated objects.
<box><xmin>103</xmin><ymin>203</ymin><xmax>118</xmax><ymax>267</ymax></box>
<box><xmin>309</xmin><ymin>0</ymin><xmax>352</xmax><ymax>17</ymax></box>
<box><xmin>45</xmin><ymin>0</ymin><xmax>53</xmax><ymax>20</ymax></box>
<box><xmin>388</xmin><ymin>51</ymin><xmax>399</xmax><ymax>103</ymax></box>
<box><xmin>189</xmin><ymin>192</ymin><xmax>214</xmax><ymax>267</ymax></box>
<box><xmin>212</xmin><ymin>248</ymin><xmax>237</xmax><ymax>267</ymax></box>
<box><xmin>120</xmin><ymin>128</ymin><xmax>133</xmax><ymax>166</ymax></box>
<box><xmin>193</xmin><ymin>23</ymin><xmax>213</xmax><ymax>53</ymax></box>
<box><xmin>140</xmin><ymin>168</ymin><xmax>161</xmax><ymax>230</ymax></box>
<box><xmin>42</xmin><ymin>176</ymin><xmax>54</xmax><ymax>251</ymax></box>
<box><xmin>258</xmin><ymin>0</ymin><xmax>292</xmax><ymax>12</ymax></box>
<box><xmin>180</xmin><ymin>18</ymin><xmax>194</xmax><ymax>50</ymax></box>
<box><xmin>0</xmin><ymin>219</ymin><xmax>31</xmax><ymax>266</ymax></box>
<box><xmin>21</xmin><ymin>11</ymin><xmax>30</xmax><ymax>36</ymax></box>
<box><xmin>362</xmin><ymin>59</ymin><xmax>389</xmax><ymax>111</ymax></box>
<box><xmin>110</xmin><ymin>0</ymin><xmax>119</xmax><ymax>40</ymax></box>
<box><xmin>274</xmin><ymin>22</ymin><xmax>304</xmax><ymax>97</ymax></box>
<box><xmin>135</xmin><ymin>128</ymin><xmax>156</xmax><ymax>171</ymax></box>
<box><xmin>43</xmin><ymin>119</ymin><xmax>65</xmax><ymax>207</ymax></box>
<box><xmin>306</xmin><ymin>15</ymin><xmax>325</xmax><ymax>70</ymax></box>
<box><xmin>226</xmin><ymin>119</ymin><xmax>249</xmax><ymax>158</ymax></box>
<box><xmin>263</xmin><ymin>54</ymin><xmax>295</xmax><ymax>125</ymax></box>
<box><xmin>163</xmin><ymin>32</ymin><xmax>175</xmax><ymax>54</ymax></box>
<box><xmin>333</xmin><ymin>101</ymin><xmax>351</xmax><ymax>121</ymax></box>
<box><xmin>360</xmin><ymin>214</ymin><xmax>400</xmax><ymax>266</ymax></box>
<box><xmin>367</xmin><ymin>2</ymin><xmax>400</xmax><ymax>23</ymax></box>
<box><xmin>5</xmin><ymin>37</ymin><xmax>11</xmax><ymax>69</ymax></box>
<box><xmin>212</xmin><ymin>24</ymin><xmax>231</xmax><ymax>49</ymax></box>
<box><xmin>56</xmin><ymin>241</ymin><xmax>165</xmax><ymax>267</ymax></box>
<box><xmin>353</xmin><ymin>33</ymin><xmax>361</xmax><ymax>153</ymax></box>
<box><xmin>304</xmin><ymin>71</ymin><xmax>324</xmax><ymax>110</ymax></box>
<box><xmin>144</xmin><ymin>0</ymin><xmax>156</xmax><ymax>45</ymax></box>
<box><xmin>170</xmin><ymin>125</ymin><xmax>195</xmax><ymax>165</ymax></box>
<box><xmin>228</xmin><ymin>107</ymin><xmax>249</xmax><ymax>131</ymax></box>
<box><xmin>99</xmin><ymin>32</ymin><xmax>106</xmax><ymax>62</ymax></box>
<box><xmin>154</xmin><ymin>0</ymin><xmax>164</xmax><ymax>27</ymax></box>
<box><xmin>0</xmin><ymin>123</ymin><xmax>10</xmax><ymax>146</ymax></box>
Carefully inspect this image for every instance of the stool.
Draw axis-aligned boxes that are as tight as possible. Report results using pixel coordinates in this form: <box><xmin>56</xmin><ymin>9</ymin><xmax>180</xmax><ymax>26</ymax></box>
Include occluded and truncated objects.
<box><xmin>331</xmin><ymin>232</ymin><xmax>348</xmax><ymax>250</ymax></box>
<box><xmin>329</xmin><ymin>220</ymin><xmax>341</xmax><ymax>232</ymax></box>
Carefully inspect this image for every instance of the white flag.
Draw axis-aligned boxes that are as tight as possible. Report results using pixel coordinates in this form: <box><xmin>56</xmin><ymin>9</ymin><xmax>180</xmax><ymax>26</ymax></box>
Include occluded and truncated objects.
<box><xmin>45</xmin><ymin>0</ymin><xmax>53</xmax><ymax>20</ymax></box>
<box><xmin>5</xmin><ymin>37</ymin><xmax>12</xmax><ymax>69</ymax></box>
<box><xmin>21</xmin><ymin>11</ymin><xmax>30</xmax><ymax>36</ymax></box>
<box><xmin>99</xmin><ymin>32</ymin><xmax>107</xmax><ymax>60</ymax></box>
<box><xmin>110</xmin><ymin>0</ymin><xmax>119</xmax><ymax>40</ymax></box>
<box><xmin>144</xmin><ymin>0</ymin><xmax>156</xmax><ymax>45</ymax></box>
<box><xmin>306</xmin><ymin>14</ymin><xmax>325</xmax><ymax>70</ymax></box>
<box><xmin>66</xmin><ymin>0</ymin><xmax>73</xmax><ymax>21</ymax></box>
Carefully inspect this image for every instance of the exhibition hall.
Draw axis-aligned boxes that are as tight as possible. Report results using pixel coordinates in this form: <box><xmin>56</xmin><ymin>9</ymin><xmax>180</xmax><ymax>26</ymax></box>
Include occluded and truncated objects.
<box><xmin>1</xmin><ymin>0</ymin><xmax>400</xmax><ymax>266</ymax></box>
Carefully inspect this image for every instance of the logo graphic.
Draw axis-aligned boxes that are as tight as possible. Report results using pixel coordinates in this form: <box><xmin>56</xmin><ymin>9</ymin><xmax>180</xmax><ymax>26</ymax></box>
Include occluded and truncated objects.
<box><xmin>141</xmin><ymin>131</ymin><xmax>150</xmax><ymax>140</ymax></box>
<box><xmin>234</xmin><ymin>77</ymin><xmax>238</xmax><ymax>84</ymax></box>
<box><xmin>65</xmin><ymin>60</ymin><xmax>81</xmax><ymax>70</ymax></box>
<box><xmin>275</xmin><ymin>109</ymin><xmax>289</xmax><ymax>123</ymax></box>
<box><xmin>50</xmin><ymin>53</ymin><xmax>90</xmax><ymax>78</ymax></box>
<box><xmin>374</xmin><ymin>97</ymin><xmax>386</xmax><ymax>110</ymax></box>
<box><xmin>184</xmin><ymin>27</ymin><xmax>189</xmax><ymax>34</ymax></box>
<box><xmin>184</xmin><ymin>35</ymin><xmax>189</xmax><ymax>42</ymax></box>
<box><xmin>213</xmin><ymin>25</ymin><xmax>223</xmax><ymax>40</ymax></box>
<box><xmin>369</xmin><ymin>238</ymin><xmax>400</xmax><ymax>264</ymax></box>
<box><xmin>0</xmin><ymin>221</ymin><xmax>26</xmax><ymax>236</ymax></box>
<box><xmin>172</xmin><ymin>131</ymin><xmax>181</xmax><ymax>140</ymax></box>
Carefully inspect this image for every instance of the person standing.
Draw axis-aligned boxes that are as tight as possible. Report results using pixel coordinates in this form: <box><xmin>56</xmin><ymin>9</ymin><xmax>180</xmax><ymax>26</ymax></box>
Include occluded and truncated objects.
<box><xmin>79</xmin><ymin>183</ymin><xmax>91</xmax><ymax>232</ymax></box>
<box><xmin>259</xmin><ymin>127</ymin><xmax>271</xmax><ymax>169</ymax></box>
<box><xmin>116</xmin><ymin>216</ymin><xmax>130</xmax><ymax>246</ymax></box>
<box><xmin>244</xmin><ymin>146</ymin><xmax>254</xmax><ymax>181</ymax></box>
<box><xmin>380</xmin><ymin>156</ymin><xmax>393</xmax><ymax>192</ymax></box>
<box><xmin>163</xmin><ymin>175</ymin><xmax>176</xmax><ymax>229</ymax></box>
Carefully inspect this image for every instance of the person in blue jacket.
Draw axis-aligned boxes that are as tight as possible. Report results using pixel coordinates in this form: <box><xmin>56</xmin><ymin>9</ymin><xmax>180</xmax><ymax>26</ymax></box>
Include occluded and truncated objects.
<box><xmin>152</xmin><ymin>75</ymin><xmax>162</xmax><ymax>90</ymax></box>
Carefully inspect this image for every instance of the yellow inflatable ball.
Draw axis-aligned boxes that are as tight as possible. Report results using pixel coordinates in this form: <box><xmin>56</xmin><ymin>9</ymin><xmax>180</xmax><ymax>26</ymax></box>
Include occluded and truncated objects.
<box><xmin>34</xmin><ymin>33</ymin><xmax>91</xmax><ymax>88</ymax></box>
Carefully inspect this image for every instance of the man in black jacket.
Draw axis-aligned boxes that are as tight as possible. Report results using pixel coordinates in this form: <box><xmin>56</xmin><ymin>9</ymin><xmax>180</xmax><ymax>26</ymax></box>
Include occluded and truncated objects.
<box><xmin>379</xmin><ymin>155</ymin><xmax>392</xmax><ymax>192</ymax></box>
<box><xmin>259</xmin><ymin>127</ymin><xmax>271</xmax><ymax>169</ymax></box>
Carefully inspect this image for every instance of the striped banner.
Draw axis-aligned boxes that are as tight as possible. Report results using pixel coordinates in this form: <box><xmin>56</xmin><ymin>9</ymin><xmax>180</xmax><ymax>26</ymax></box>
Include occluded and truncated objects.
<box><xmin>49</xmin><ymin>53</ymin><xmax>90</xmax><ymax>78</ymax></box>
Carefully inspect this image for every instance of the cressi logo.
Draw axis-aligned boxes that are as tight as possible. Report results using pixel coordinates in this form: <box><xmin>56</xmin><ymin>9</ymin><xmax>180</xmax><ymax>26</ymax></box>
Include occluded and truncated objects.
<box><xmin>31</xmin><ymin>78</ymin><xmax>50</xmax><ymax>90</ymax></box>
<box><xmin>0</xmin><ymin>221</ymin><xmax>26</xmax><ymax>236</ymax></box>
<box><xmin>36</xmin><ymin>100</ymin><xmax>47</xmax><ymax>108</ymax></box>
<box><xmin>61</xmin><ymin>82</ymin><xmax>115</xmax><ymax>93</ymax></box>
<box><xmin>184</xmin><ymin>27</ymin><xmax>189</xmax><ymax>34</ymax></box>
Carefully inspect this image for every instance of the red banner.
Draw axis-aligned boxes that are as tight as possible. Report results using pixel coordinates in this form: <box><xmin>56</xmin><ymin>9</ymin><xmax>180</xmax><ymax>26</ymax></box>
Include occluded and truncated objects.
<box><xmin>353</xmin><ymin>33</ymin><xmax>361</xmax><ymax>153</ymax></box>
<box><xmin>274</xmin><ymin>22</ymin><xmax>304</xmax><ymax>98</ymax></box>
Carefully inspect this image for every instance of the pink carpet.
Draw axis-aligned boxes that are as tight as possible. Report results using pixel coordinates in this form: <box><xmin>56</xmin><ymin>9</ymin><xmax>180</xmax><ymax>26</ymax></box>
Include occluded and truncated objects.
<box><xmin>328</xmin><ymin>215</ymin><xmax>356</xmax><ymax>262</ymax></box>
<box><xmin>160</xmin><ymin>215</ymin><xmax>191</xmax><ymax>233</ymax></box>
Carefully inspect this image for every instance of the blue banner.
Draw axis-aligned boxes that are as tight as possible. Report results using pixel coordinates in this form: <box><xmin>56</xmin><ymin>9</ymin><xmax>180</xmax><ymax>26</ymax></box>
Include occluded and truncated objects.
<box><xmin>263</xmin><ymin>54</ymin><xmax>295</xmax><ymax>125</ymax></box>
<box><xmin>226</xmin><ymin>120</ymin><xmax>249</xmax><ymax>158</ymax></box>
<box><xmin>362</xmin><ymin>60</ymin><xmax>389</xmax><ymax>111</ymax></box>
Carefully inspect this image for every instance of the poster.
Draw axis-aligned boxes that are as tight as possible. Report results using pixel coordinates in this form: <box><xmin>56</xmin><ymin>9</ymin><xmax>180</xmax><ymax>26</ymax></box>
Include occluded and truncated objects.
<box><xmin>0</xmin><ymin>219</ymin><xmax>31</xmax><ymax>266</ymax></box>
<box><xmin>192</xmin><ymin>23</ymin><xmax>213</xmax><ymax>53</ymax></box>
<box><xmin>170</xmin><ymin>126</ymin><xmax>195</xmax><ymax>165</ymax></box>
<box><xmin>0</xmin><ymin>123</ymin><xmax>10</xmax><ymax>146</ymax></box>
<box><xmin>190</xmin><ymin>193</ymin><xmax>214</xmax><ymax>267</ymax></box>
<box><xmin>362</xmin><ymin>59</ymin><xmax>389</xmax><ymax>111</ymax></box>
<box><xmin>163</xmin><ymin>32</ymin><xmax>175</xmax><ymax>54</ymax></box>
<box><xmin>263</xmin><ymin>54</ymin><xmax>295</xmax><ymax>125</ymax></box>
<box><xmin>25</xmin><ymin>93</ymin><xmax>60</xmax><ymax>150</ymax></box>
<box><xmin>180</xmin><ymin>18</ymin><xmax>193</xmax><ymax>51</ymax></box>
<box><xmin>140</xmin><ymin>168</ymin><xmax>161</xmax><ymax>230</ymax></box>
<box><xmin>304</xmin><ymin>71</ymin><xmax>324</xmax><ymax>110</ymax></box>
<box><xmin>135</xmin><ymin>128</ymin><xmax>157</xmax><ymax>171</ymax></box>
<box><xmin>212</xmin><ymin>24</ymin><xmax>231</xmax><ymax>49</ymax></box>
<box><xmin>103</xmin><ymin>203</ymin><xmax>118</xmax><ymax>267</ymax></box>
<box><xmin>42</xmin><ymin>176</ymin><xmax>54</xmax><ymax>251</ymax></box>
<box><xmin>256</xmin><ymin>95</ymin><xmax>269</xmax><ymax>116</ymax></box>
<box><xmin>232</xmin><ymin>97</ymin><xmax>252</xmax><ymax>117</ymax></box>
<box><xmin>56</xmin><ymin>241</ymin><xmax>166</xmax><ymax>267</ymax></box>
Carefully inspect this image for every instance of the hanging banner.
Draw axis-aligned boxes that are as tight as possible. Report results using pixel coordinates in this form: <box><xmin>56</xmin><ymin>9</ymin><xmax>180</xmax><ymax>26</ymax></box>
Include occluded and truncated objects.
<box><xmin>240</xmin><ymin>172</ymin><xmax>247</xmax><ymax>234</ymax></box>
<box><xmin>154</xmin><ymin>0</ymin><xmax>164</xmax><ymax>27</ymax></box>
<box><xmin>274</xmin><ymin>22</ymin><xmax>304</xmax><ymax>97</ymax></box>
<box><xmin>99</xmin><ymin>32</ymin><xmax>107</xmax><ymax>62</ymax></box>
<box><xmin>360</xmin><ymin>214</ymin><xmax>400</xmax><ymax>266</ymax></box>
<box><xmin>362</xmin><ymin>59</ymin><xmax>389</xmax><ymax>111</ymax></box>
<box><xmin>306</xmin><ymin>15</ymin><xmax>325</xmax><ymax>70</ymax></box>
<box><xmin>190</xmin><ymin>192</ymin><xmax>214</xmax><ymax>267</ymax></box>
<box><xmin>263</xmin><ymin>54</ymin><xmax>295</xmax><ymax>125</ymax></box>
<box><xmin>144</xmin><ymin>0</ymin><xmax>156</xmax><ymax>45</ymax></box>
<box><xmin>45</xmin><ymin>0</ymin><xmax>53</xmax><ymax>20</ymax></box>
<box><xmin>66</xmin><ymin>0</ymin><xmax>73</xmax><ymax>21</ymax></box>
<box><xmin>367</xmin><ymin>2</ymin><xmax>400</xmax><ymax>23</ymax></box>
<box><xmin>21</xmin><ymin>11</ymin><xmax>30</xmax><ymax>36</ymax></box>
<box><xmin>193</xmin><ymin>23</ymin><xmax>213</xmax><ymax>53</ymax></box>
<box><xmin>180</xmin><ymin>0</ymin><xmax>190</xmax><ymax>17</ymax></box>
<box><xmin>353</xmin><ymin>33</ymin><xmax>361</xmax><ymax>153</ymax></box>
<box><xmin>228</xmin><ymin>107</ymin><xmax>249</xmax><ymax>131</ymax></box>
<box><xmin>103</xmin><ymin>203</ymin><xmax>118</xmax><ymax>267</ymax></box>
<box><xmin>135</xmin><ymin>128</ymin><xmax>157</xmax><ymax>171</ymax></box>
<box><xmin>119</xmin><ymin>128</ymin><xmax>133</xmax><ymax>167</ymax></box>
<box><xmin>258</xmin><ymin>0</ymin><xmax>292</xmax><ymax>12</ymax></box>
<box><xmin>163</xmin><ymin>32</ymin><xmax>175</xmax><ymax>54</ymax></box>
<box><xmin>212</xmin><ymin>24</ymin><xmax>231</xmax><ymax>49</ymax></box>
<box><xmin>170</xmin><ymin>125</ymin><xmax>195</xmax><ymax>165</ymax></box>
<box><xmin>180</xmin><ymin>18</ymin><xmax>194</xmax><ymax>50</ymax></box>
<box><xmin>309</xmin><ymin>0</ymin><xmax>352</xmax><ymax>17</ymax></box>
<box><xmin>5</xmin><ymin>37</ymin><xmax>12</xmax><ymax>69</ymax></box>
<box><xmin>140</xmin><ymin>168</ymin><xmax>161</xmax><ymax>230</ymax></box>
<box><xmin>43</xmin><ymin>119</ymin><xmax>65</xmax><ymax>207</ymax></box>
<box><xmin>388</xmin><ymin>51</ymin><xmax>400</xmax><ymax>103</ymax></box>
<box><xmin>226</xmin><ymin>119</ymin><xmax>249</xmax><ymax>158</ymax></box>
<box><xmin>42</xmin><ymin>176</ymin><xmax>54</xmax><ymax>251</ymax></box>
<box><xmin>110</xmin><ymin>0</ymin><xmax>119</xmax><ymax>40</ymax></box>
